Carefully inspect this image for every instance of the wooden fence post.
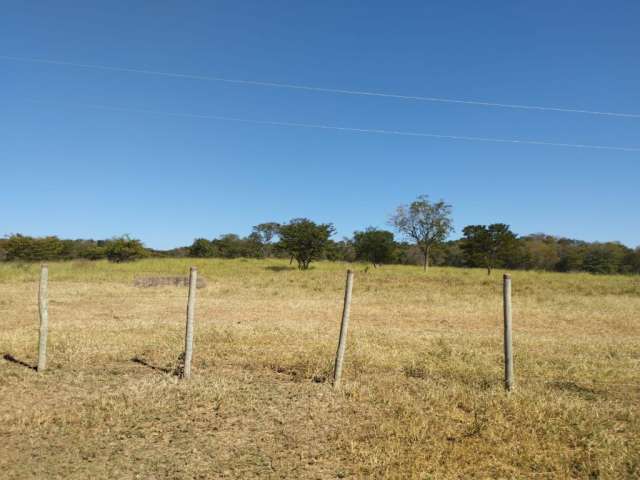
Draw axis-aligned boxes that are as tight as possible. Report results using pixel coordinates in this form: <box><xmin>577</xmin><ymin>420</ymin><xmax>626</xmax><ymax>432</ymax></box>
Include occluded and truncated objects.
<box><xmin>503</xmin><ymin>274</ymin><xmax>514</xmax><ymax>391</ymax></box>
<box><xmin>182</xmin><ymin>267</ymin><xmax>197</xmax><ymax>379</ymax></box>
<box><xmin>333</xmin><ymin>270</ymin><xmax>354</xmax><ymax>388</ymax></box>
<box><xmin>37</xmin><ymin>264</ymin><xmax>49</xmax><ymax>372</ymax></box>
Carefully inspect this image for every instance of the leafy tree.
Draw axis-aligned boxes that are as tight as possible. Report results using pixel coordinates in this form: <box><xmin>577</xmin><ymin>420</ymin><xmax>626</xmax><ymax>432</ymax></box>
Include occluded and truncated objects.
<box><xmin>162</xmin><ymin>246</ymin><xmax>191</xmax><ymax>258</ymax></box>
<box><xmin>251</xmin><ymin>222</ymin><xmax>281</xmax><ymax>257</ymax></box>
<box><xmin>555</xmin><ymin>239</ymin><xmax>588</xmax><ymax>272</ymax></box>
<box><xmin>437</xmin><ymin>241</ymin><xmax>465</xmax><ymax>267</ymax></box>
<box><xmin>188</xmin><ymin>230</ymin><xmax>278</xmax><ymax>260</ymax></box>
<box><xmin>104</xmin><ymin>236</ymin><xmax>147</xmax><ymax>263</ymax></box>
<box><xmin>582</xmin><ymin>243</ymin><xmax>627</xmax><ymax>274</ymax></box>
<box><xmin>391</xmin><ymin>242</ymin><xmax>419</xmax><ymax>265</ymax></box>
<box><xmin>353</xmin><ymin>228</ymin><xmax>395</xmax><ymax>267</ymax></box>
<box><xmin>390</xmin><ymin>195</ymin><xmax>453</xmax><ymax>271</ymax></box>
<box><xmin>324</xmin><ymin>239</ymin><xmax>356</xmax><ymax>262</ymax></box>
<box><xmin>0</xmin><ymin>238</ymin><xmax>7</xmax><ymax>261</ymax></box>
<box><xmin>213</xmin><ymin>234</ymin><xmax>250</xmax><ymax>258</ymax></box>
<box><xmin>520</xmin><ymin>234</ymin><xmax>561</xmax><ymax>270</ymax></box>
<box><xmin>5</xmin><ymin>234</ymin><xmax>65</xmax><ymax>261</ymax></box>
<box><xmin>252</xmin><ymin>222</ymin><xmax>280</xmax><ymax>243</ymax></box>
<box><xmin>189</xmin><ymin>238</ymin><xmax>215</xmax><ymax>257</ymax></box>
<box><xmin>582</xmin><ymin>247</ymin><xmax>616</xmax><ymax>274</ymax></box>
<box><xmin>461</xmin><ymin>224</ymin><xmax>520</xmax><ymax>275</ymax></box>
<box><xmin>622</xmin><ymin>248</ymin><xmax>640</xmax><ymax>274</ymax></box>
<box><xmin>278</xmin><ymin>218</ymin><xmax>335</xmax><ymax>270</ymax></box>
<box><xmin>80</xmin><ymin>244</ymin><xmax>107</xmax><ymax>260</ymax></box>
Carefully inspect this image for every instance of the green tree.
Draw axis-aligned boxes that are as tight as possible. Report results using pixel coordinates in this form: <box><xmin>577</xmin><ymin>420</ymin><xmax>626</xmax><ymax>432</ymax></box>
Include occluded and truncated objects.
<box><xmin>0</xmin><ymin>238</ymin><xmax>7</xmax><ymax>261</ymax></box>
<box><xmin>189</xmin><ymin>238</ymin><xmax>215</xmax><ymax>257</ymax></box>
<box><xmin>104</xmin><ymin>236</ymin><xmax>147</xmax><ymax>263</ymax></box>
<box><xmin>213</xmin><ymin>234</ymin><xmax>248</xmax><ymax>258</ymax></box>
<box><xmin>278</xmin><ymin>218</ymin><xmax>335</xmax><ymax>270</ymax></box>
<box><xmin>81</xmin><ymin>244</ymin><xmax>107</xmax><ymax>260</ymax></box>
<box><xmin>353</xmin><ymin>228</ymin><xmax>395</xmax><ymax>267</ymax></box>
<box><xmin>249</xmin><ymin>222</ymin><xmax>280</xmax><ymax>257</ymax></box>
<box><xmin>555</xmin><ymin>239</ymin><xmax>588</xmax><ymax>272</ymax></box>
<box><xmin>251</xmin><ymin>222</ymin><xmax>281</xmax><ymax>257</ymax></box>
<box><xmin>439</xmin><ymin>241</ymin><xmax>465</xmax><ymax>267</ymax></box>
<box><xmin>582</xmin><ymin>243</ymin><xmax>627</xmax><ymax>274</ymax></box>
<box><xmin>324</xmin><ymin>239</ymin><xmax>356</xmax><ymax>262</ymax></box>
<box><xmin>521</xmin><ymin>234</ymin><xmax>561</xmax><ymax>270</ymax></box>
<box><xmin>622</xmin><ymin>248</ymin><xmax>640</xmax><ymax>274</ymax></box>
<box><xmin>390</xmin><ymin>195</ymin><xmax>453</xmax><ymax>271</ymax></box>
<box><xmin>244</xmin><ymin>232</ymin><xmax>265</xmax><ymax>258</ymax></box>
<box><xmin>5</xmin><ymin>235</ymin><xmax>65</xmax><ymax>261</ymax></box>
<box><xmin>461</xmin><ymin>224</ymin><xmax>520</xmax><ymax>275</ymax></box>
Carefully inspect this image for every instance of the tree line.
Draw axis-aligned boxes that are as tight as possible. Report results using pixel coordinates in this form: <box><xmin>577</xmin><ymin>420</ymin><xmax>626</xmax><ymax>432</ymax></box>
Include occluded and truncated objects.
<box><xmin>0</xmin><ymin>235</ymin><xmax>148</xmax><ymax>263</ymax></box>
<box><xmin>2</xmin><ymin>195</ymin><xmax>639</xmax><ymax>275</ymax></box>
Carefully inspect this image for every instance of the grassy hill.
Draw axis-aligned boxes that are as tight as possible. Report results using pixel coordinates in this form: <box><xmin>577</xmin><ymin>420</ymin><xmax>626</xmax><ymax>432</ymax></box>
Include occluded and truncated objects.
<box><xmin>1</xmin><ymin>259</ymin><xmax>639</xmax><ymax>478</ymax></box>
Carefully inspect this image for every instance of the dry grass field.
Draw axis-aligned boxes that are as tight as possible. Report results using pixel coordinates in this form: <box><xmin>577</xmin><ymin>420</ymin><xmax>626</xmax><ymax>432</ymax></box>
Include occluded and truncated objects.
<box><xmin>1</xmin><ymin>258</ymin><xmax>639</xmax><ymax>479</ymax></box>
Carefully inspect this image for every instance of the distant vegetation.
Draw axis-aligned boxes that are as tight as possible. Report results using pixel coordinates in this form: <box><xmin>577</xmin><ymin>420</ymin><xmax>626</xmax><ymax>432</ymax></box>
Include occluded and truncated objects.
<box><xmin>2</xmin><ymin>195</ymin><xmax>639</xmax><ymax>274</ymax></box>
<box><xmin>0</xmin><ymin>234</ymin><xmax>147</xmax><ymax>264</ymax></box>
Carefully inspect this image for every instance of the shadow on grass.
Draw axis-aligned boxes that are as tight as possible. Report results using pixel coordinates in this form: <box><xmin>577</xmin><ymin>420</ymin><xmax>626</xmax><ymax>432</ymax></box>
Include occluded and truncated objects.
<box><xmin>264</xmin><ymin>265</ymin><xmax>296</xmax><ymax>272</ymax></box>
<box><xmin>3</xmin><ymin>353</ymin><xmax>37</xmax><ymax>371</ymax></box>
<box><xmin>131</xmin><ymin>356</ymin><xmax>173</xmax><ymax>375</ymax></box>
<box><xmin>548</xmin><ymin>380</ymin><xmax>601</xmax><ymax>400</ymax></box>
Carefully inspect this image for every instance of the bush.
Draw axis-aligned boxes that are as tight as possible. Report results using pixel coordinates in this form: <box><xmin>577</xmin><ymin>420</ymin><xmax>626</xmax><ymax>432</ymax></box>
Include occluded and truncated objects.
<box><xmin>4</xmin><ymin>234</ymin><xmax>64</xmax><ymax>261</ymax></box>
<box><xmin>324</xmin><ymin>239</ymin><xmax>356</xmax><ymax>262</ymax></box>
<box><xmin>353</xmin><ymin>228</ymin><xmax>395</xmax><ymax>266</ymax></box>
<box><xmin>104</xmin><ymin>236</ymin><xmax>148</xmax><ymax>263</ymax></box>
<box><xmin>189</xmin><ymin>238</ymin><xmax>215</xmax><ymax>258</ymax></box>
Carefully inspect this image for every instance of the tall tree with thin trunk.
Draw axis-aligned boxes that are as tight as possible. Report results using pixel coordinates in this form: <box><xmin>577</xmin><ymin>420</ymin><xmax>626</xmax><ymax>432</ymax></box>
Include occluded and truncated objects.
<box><xmin>390</xmin><ymin>195</ymin><xmax>453</xmax><ymax>271</ymax></box>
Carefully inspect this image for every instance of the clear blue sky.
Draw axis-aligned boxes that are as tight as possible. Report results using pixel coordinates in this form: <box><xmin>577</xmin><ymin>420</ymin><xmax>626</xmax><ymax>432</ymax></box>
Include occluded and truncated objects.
<box><xmin>2</xmin><ymin>1</ymin><xmax>639</xmax><ymax>249</ymax></box>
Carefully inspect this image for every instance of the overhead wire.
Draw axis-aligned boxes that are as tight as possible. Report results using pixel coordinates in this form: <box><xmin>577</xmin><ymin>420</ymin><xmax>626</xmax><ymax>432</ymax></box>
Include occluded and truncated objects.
<box><xmin>22</xmin><ymin>100</ymin><xmax>640</xmax><ymax>152</ymax></box>
<box><xmin>2</xmin><ymin>55</ymin><xmax>639</xmax><ymax>119</ymax></box>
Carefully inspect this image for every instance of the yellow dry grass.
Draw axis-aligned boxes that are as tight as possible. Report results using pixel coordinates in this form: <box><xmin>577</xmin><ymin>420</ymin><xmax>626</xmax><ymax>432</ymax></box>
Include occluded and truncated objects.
<box><xmin>1</xmin><ymin>258</ymin><xmax>639</xmax><ymax>479</ymax></box>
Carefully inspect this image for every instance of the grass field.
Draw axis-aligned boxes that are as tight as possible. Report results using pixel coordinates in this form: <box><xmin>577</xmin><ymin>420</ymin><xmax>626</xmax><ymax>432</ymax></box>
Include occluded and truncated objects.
<box><xmin>1</xmin><ymin>258</ymin><xmax>639</xmax><ymax>479</ymax></box>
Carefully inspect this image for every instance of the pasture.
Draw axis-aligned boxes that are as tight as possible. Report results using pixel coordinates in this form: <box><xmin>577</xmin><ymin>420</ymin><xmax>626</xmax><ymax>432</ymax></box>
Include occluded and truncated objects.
<box><xmin>1</xmin><ymin>259</ymin><xmax>639</xmax><ymax>479</ymax></box>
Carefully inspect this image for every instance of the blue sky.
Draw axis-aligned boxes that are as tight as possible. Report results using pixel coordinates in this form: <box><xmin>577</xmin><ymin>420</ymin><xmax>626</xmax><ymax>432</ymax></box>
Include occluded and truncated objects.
<box><xmin>2</xmin><ymin>1</ymin><xmax>639</xmax><ymax>249</ymax></box>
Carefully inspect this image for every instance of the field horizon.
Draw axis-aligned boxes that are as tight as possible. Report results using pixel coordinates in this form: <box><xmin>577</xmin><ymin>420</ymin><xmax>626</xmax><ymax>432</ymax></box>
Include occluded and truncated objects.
<box><xmin>1</xmin><ymin>258</ymin><xmax>639</xmax><ymax>478</ymax></box>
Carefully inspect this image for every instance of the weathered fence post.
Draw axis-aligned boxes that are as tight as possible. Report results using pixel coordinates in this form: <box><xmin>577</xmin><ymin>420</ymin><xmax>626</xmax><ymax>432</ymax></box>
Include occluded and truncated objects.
<box><xmin>503</xmin><ymin>273</ymin><xmax>514</xmax><ymax>391</ymax></box>
<box><xmin>333</xmin><ymin>270</ymin><xmax>354</xmax><ymax>388</ymax></box>
<box><xmin>37</xmin><ymin>264</ymin><xmax>49</xmax><ymax>372</ymax></box>
<box><xmin>182</xmin><ymin>266</ymin><xmax>197</xmax><ymax>379</ymax></box>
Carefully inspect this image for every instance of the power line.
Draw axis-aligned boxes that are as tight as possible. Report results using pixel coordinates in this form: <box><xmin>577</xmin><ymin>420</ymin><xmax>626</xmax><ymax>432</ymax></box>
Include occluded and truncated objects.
<box><xmin>27</xmin><ymin>100</ymin><xmax>640</xmax><ymax>152</ymax></box>
<box><xmin>3</xmin><ymin>55</ymin><xmax>640</xmax><ymax>119</ymax></box>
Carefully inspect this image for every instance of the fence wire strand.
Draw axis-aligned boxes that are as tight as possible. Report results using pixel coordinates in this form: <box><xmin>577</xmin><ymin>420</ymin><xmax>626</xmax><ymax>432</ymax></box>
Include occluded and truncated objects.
<box><xmin>3</xmin><ymin>273</ymin><xmax>639</xmax><ymax>392</ymax></box>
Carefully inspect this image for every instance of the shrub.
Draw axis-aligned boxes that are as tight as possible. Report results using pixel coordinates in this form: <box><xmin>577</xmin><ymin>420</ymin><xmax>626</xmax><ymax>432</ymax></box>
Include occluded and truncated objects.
<box><xmin>104</xmin><ymin>236</ymin><xmax>148</xmax><ymax>263</ymax></box>
<box><xmin>4</xmin><ymin>234</ymin><xmax>64</xmax><ymax>261</ymax></box>
<box><xmin>189</xmin><ymin>238</ymin><xmax>215</xmax><ymax>258</ymax></box>
<box><xmin>278</xmin><ymin>218</ymin><xmax>334</xmax><ymax>270</ymax></box>
<box><xmin>353</xmin><ymin>228</ymin><xmax>395</xmax><ymax>267</ymax></box>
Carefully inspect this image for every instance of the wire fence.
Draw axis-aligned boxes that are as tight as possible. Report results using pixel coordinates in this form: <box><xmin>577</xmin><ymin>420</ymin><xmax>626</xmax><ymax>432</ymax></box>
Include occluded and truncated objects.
<box><xmin>2</xmin><ymin>265</ymin><xmax>639</xmax><ymax>391</ymax></box>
